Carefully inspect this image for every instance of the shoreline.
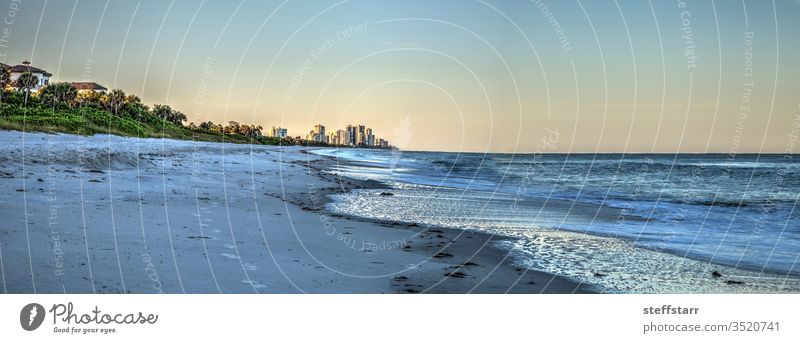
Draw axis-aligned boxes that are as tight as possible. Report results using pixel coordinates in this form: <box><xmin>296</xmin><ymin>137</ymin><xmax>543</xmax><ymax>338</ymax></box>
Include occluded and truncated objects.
<box><xmin>299</xmin><ymin>148</ymin><xmax>800</xmax><ymax>293</ymax></box>
<box><xmin>290</xmin><ymin>150</ymin><xmax>594</xmax><ymax>293</ymax></box>
<box><xmin>0</xmin><ymin>130</ymin><xmax>591</xmax><ymax>293</ymax></box>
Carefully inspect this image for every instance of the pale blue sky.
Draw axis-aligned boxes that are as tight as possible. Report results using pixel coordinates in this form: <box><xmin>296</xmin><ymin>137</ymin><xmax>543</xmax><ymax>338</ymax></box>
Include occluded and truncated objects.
<box><xmin>1</xmin><ymin>0</ymin><xmax>799</xmax><ymax>152</ymax></box>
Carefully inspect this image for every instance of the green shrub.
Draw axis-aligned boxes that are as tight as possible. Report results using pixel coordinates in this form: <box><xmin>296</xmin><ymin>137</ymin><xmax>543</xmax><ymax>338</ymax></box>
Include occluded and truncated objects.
<box><xmin>0</xmin><ymin>97</ymin><xmax>285</xmax><ymax>146</ymax></box>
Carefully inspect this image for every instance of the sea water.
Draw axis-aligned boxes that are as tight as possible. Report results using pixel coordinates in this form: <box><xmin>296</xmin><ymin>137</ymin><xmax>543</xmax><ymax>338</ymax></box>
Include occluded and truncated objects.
<box><xmin>312</xmin><ymin>149</ymin><xmax>800</xmax><ymax>293</ymax></box>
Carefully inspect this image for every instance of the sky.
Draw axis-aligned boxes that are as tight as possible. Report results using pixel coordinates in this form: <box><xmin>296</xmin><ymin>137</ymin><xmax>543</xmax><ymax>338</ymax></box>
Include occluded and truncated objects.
<box><xmin>1</xmin><ymin>0</ymin><xmax>799</xmax><ymax>153</ymax></box>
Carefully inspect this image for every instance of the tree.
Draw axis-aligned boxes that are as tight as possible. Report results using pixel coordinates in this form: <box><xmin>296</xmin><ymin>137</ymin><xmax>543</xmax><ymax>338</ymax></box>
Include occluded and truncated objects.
<box><xmin>197</xmin><ymin>121</ymin><xmax>222</xmax><ymax>133</ymax></box>
<box><xmin>239</xmin><ymin>124</ymin><xmax>263</xmax><ymax>138</ymax></box>
<box><xmin>120</xmin><ymin>94</ymin><xmax>148</xmax><ymax>118</ymax></box>
<box><xmin>39</xmin><ymin>82</ymin><xmax>78</xmax><ymax>108</ymax></box>
<box><xmin>123</xmin><ymin>101</ymin><xmax>149</xmax><ymax>119</ymax></box>
<box><xmin>103</xmin><ymin>89</ymin><xmax>126</xmax><ymax>115</ymax></box>
<box><xmin>76</xmin><ymin>90</ymin><xmax>103</xmax><ymax>107</ymax></box>
<box><xmin>152</xmin><ymin>104</ymin><xmax>172</xmax><ymax>119</ymax></box>
<box><xmin>170</xmin><ymin>110</ymin><xmax>186</xmax><ymax>125</ymax></box>
<box><xmin>14</xmin><ymin>71</ymin><xmax>38</xmax><ymax>105</ymax></box>
<box><xmin>152</xmin><ymin>104</ymin><xmax>186</xmax><ymax>125</ymax></box>
<box><xmin>0</xmin><ymin>66</ymin><xmax>10</xmax><ymax>103</ymax></box>
<box><xmin>125</xmin><ymin>94</ymin><xmax>141</xmax><ymax>105</ymax></box>
<box><xmin>225</xmin><ymin>121</ymin><xmax>240</xmax><ymax>135</ymax></box>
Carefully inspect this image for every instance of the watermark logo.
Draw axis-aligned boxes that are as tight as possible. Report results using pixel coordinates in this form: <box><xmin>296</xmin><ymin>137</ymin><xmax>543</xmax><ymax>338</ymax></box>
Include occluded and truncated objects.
<box><xmin>20</xmin><ymin>303</ymin><xmax>45</xmax><ymax>331</ymax></box>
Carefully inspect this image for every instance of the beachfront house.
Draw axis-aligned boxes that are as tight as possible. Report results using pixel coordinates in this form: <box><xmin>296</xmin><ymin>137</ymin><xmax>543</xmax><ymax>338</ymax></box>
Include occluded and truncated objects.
<box><xmin>70</xmin><ymin>82</ymin><xmax>108</xmax><ymax>94</ymax></box>
<box><xmin>2</xmin><ymin>60</ymin><xmax>51</xmax><ymax>91</ymax></box>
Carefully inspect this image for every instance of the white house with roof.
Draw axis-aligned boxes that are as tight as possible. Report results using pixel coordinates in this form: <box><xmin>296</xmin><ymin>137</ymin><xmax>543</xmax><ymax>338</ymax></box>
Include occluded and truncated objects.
<box><xmin>1</xmin><ymin>60</ymin><xmax>51</xmax><ymax>91</ymax></box>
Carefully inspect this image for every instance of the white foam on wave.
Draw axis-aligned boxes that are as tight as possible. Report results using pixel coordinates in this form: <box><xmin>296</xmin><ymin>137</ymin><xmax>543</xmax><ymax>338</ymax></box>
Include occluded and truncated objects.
<box><xmin>327</xmin><ymin>186</ymin><xmax>800</xmax><ymax>293</ymax></box>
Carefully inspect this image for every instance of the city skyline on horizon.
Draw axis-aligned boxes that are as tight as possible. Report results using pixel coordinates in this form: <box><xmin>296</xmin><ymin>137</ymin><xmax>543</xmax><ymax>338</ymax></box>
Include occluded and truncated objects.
<box><xmin>1</xmin><ymin>0</ymin><xmax>799</xmax><ymax>153</ymax></box>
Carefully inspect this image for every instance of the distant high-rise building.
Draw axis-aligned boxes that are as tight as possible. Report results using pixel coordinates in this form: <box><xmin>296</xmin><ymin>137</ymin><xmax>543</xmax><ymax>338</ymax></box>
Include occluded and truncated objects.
<box><xmin>346</xmin><ymin>125</ymin><xmax>356</xmax><ymax>146</ymax></box>
<box><xmin>327</xmin><ymin>132</ymin><xmax>337</xmax><ymax>145</ymax></box>
<box><xmin>270</xmin><ymin>126</ymin><xmax>288</xmax><ymax>138</ymax></box>
<box><xmin>336</xmin><ymin>129</ymin><xmax>346</xmax><ymax>146</ymax></box>
<box><xmin>356</xmin><ymin>125</ymin><xmax>366</xmax><ymax>146</ymax></box>
<box><xmin>295</xmin><ymin>122</ymin><xmax>386</xmax><ymax>147</ymax></box>
<box><xmin>366</xmin><ymin>128</ymin><xmax>375</xmax><ymax>146</ymax></box>
<box><xmin>303</xmin><ymin>124</ymin><xmax>327</xmax><ymax>142</ymax></box>
<box><xmin>313</xmin><ymin>124</ymin><xmax>326</xmax><ymax>142</ymax></box>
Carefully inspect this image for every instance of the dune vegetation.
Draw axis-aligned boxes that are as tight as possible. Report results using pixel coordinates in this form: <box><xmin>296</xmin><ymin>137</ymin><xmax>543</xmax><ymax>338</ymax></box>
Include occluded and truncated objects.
<box><xmin>0</xmin><ymin>70</ymin><xmax>324</xmax><ymax>146</ymax></box>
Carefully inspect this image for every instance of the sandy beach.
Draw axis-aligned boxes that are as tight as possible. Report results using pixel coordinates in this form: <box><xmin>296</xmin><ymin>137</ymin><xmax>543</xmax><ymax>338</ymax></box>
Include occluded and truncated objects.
<box><xmin>0</xmin><ymin>130</ymin><xmax>588</xmax><ymax>294</ymax></box>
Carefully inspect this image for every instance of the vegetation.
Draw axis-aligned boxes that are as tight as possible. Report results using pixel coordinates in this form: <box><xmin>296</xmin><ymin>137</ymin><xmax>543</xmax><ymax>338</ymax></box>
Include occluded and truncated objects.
<box><xmin>0</xmin><ymin>84</ymin><xmax>299</xmax><ymax>146</ymax></box>
<box><xmin>39</xmin><ymin>82</ymin><xmax>77</xmax><ymax>108</ymax></box>
<box><xmin>0</xmin><ymin>66</ymin><xmax>10</xmax><ymax>103</ymax></box>
<box><xmin>14</xmin><ymin>72</ymin><xmax>38</xmax><ymax>105</ymax></box>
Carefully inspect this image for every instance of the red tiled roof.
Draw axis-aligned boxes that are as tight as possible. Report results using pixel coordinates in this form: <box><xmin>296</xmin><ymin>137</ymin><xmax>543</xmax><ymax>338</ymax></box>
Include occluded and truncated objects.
<box><xmin>70</xmin><ymin>82</ymin><xmax>107</xmax><ymax>91</ymax></box>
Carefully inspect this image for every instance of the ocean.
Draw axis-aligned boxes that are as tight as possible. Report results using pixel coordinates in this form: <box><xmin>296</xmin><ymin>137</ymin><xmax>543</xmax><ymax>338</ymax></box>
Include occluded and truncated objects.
<box><xmin>312</xmin><ymin>148</ymin><xmax>800</xmax><ymax>293</ymax></box>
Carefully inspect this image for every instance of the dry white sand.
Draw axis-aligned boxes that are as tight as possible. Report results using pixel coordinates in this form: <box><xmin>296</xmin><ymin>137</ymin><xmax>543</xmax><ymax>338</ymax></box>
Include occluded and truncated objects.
<box><xmin>0</xmin><ymin>130</ymin><xmax>587</xmax><ymax>293</ymax></box>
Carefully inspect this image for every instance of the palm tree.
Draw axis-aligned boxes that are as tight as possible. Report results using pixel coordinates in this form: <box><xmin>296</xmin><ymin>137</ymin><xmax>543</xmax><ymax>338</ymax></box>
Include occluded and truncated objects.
<box><xmin>170</xmin><ymin>110</ymin><xmax>186</xmax><ymax>125</ymax></box>
<box><xmin>121</xmin><ymin>94</ymin><xmax>148</xmax><ymax>119</ymax></box>
<box><xmin>103</xmin><ymin>89</ymin><xmax>126</xmax><ymax>115</ymax></box>
<box><xmin>14</xmin><ymin>72</ymin><xmax>38</xmax><ymax>105</ymax></box>
<box><xmin>76</xmin><ymin>89</ymin><xmax>102</xmax><ymax>107</ymax></box>
<box><xmin>0</xmin><ymin>65</ymin><xmax>10</xmax><ymax>103</ymax></box>
<box><xmin>39</xmin><ymin>82</ymin><xmax>78</xmax><ymax>108</ymax></box>
<box><xmin>151</xmin><ymin>104</ymin><xmax>186</xmax><ymax>125</ymax></box>
<box><xmin>152</xmin><ymin>104</ymin><xmax>172</xmax><ymax>121</ymax></box>
<box><xmin>125</xmin><ymin>94</ymin><xmax>141</xmax><ymax>104</ymax></box>
<box><xmin>225</xmin><ymin>121</ymin><xmax>240</xmax><ymax>135</ymax></box>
